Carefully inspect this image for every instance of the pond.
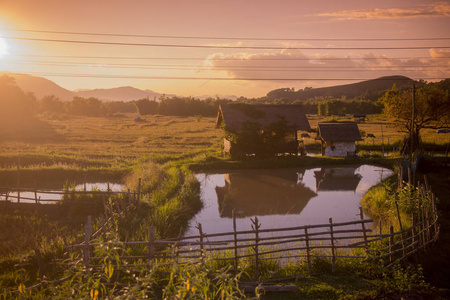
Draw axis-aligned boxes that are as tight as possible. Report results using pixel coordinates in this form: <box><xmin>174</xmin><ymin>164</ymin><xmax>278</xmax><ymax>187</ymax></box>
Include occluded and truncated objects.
<box><xmin>1</xmin><ymin>182</ymin><xmax>127</xmax><ymax>204</ymax></box>
<box><xmin>185</xmin><ymin>165</ymin><xmax>393</xmax><ymax>237</ymax></box>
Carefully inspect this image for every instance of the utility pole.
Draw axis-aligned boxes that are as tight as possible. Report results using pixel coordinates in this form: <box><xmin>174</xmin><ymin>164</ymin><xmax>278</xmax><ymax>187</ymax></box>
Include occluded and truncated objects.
<box><xmin>411</xmin><ymin>84</ymin><xmax>415</xmax><ymax>158</ymax></box>
<box><xmin>410</xmin><ymin>84</ymin><xmax>416</xmax><ymax>184</ymax></box>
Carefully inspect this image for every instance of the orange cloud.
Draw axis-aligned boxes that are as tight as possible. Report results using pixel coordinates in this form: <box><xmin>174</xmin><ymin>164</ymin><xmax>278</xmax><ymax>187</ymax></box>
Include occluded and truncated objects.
<box><xmin>316</xmin><ymin>2</ymin><xmax>450</xmax><ymax>20</ymax></box>
<box><xmin>202</xmin><ymin>50</ymin><xmax>448</xmax><ymax>89</ymax></box>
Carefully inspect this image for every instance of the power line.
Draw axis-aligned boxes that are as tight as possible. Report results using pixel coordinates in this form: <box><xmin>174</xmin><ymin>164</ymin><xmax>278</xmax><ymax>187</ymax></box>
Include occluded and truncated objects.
<box><xmin>19</xmin><ymin>72</ymin><xmax>448</xmax><ymax>81</ymax></box>
<box><xmin>4</xmin><ymin>36</ymin><xmax>450</xmax><ymax>50</ymax></box>
<box><xmin>9</xmin><ymin>54</ymin><xmax>450</xmax><ymax>61</ymax></box>
<box><xmin>4</xmin><ymin>60</ymin><xmax>448</xmax><ymax>71</ymax></box>
<box><xmin>5</xmin><ymin>28</ymin><xmax>450</xmax><ymax>42</ymax></box>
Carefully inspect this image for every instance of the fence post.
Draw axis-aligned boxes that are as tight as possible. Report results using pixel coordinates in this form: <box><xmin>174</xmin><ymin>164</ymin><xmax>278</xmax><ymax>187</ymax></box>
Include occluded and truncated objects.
<box><xmin>251</xmin><ymin>217</ymin><xmax>260</xmax><ymax>281</ymax></box>
<box><xmin>197</xmin><ymin>223</ymin><xmax>205</xmax><ymax>263</ymax></box>
<box><xmin>304</xmin><ymin>227</ymin><xmax>311</xmax><ymax>275</ymax></box>
<box><xmin>421</xmin><ymin>205</ymin><xmax>426</xmax><ymax>249</ymax></box>
<box><xmin>138</xmin><ymin>178</ymin><xmax>141</xmax><ymax>203</ymax></box>
<box><xmin>432</xmin><ymin>193</ymin><xmax>438</xmax><ymax>236</ymax></box>
<box><xmin>17</xmin><ymin>156</ymin><xmax>20</xmax><ymax>203</ymax></box>
<box><xmin>232</xmin><ymin>209</ymin><xmax>239</xmax><ymax>274</ymax></box>
<box><xmin>148</xmin><ymin>226</ymin><xmax>155</xmax><ymax>265</ymax></box>
<box><xmin>411</xmin><ymin>213</ymin><xmax>416</xmax><ymax>250</ymax></box>
<box><xmin>359</xmin><ymin>207</ymin><xmax>368</xmax><ymax>249</ymax></box>
<box><xmin>102</xmin><ymin>196</ymin><xmax>109</xmax><ymax>219</ymax></box>
<box><xmin>389</xmin><ymin>226</ymin><xmax>394</xmax><ymax>264</ymax></box>
<box><xmin>329</xmin><ymin>218</ymin><xmax>336</xmax><ymax>273</ymax></box>
<box><xmin>84</xmin><ymin>216</ymin><xmax>93</xmax><ymax>268</ymax></box>
<box><xmin>114</xmin><ymin>200</ymin><xmax>122</xmax><ymax>215</ymax></box>
<box><xmin>379</xmin><ymin>219</ymin><xmax>383</xmax><ymax>248</ymax></box>
<box><xmin>35</xmin><ymin>249</ymin><xmax>45</xmax><ymax>279</ymax></box>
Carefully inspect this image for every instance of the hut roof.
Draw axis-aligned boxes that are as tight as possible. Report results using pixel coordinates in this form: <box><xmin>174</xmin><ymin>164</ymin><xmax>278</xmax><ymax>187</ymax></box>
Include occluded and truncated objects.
<box><xmin>216</xmin><ymin>104</ymin><xmax>311</xmax><ymax>132</ymax></box>
<box><xmin>317</xmin><ymin>123</ymin><xmax>363</xmax><ymax>142</ymax></box>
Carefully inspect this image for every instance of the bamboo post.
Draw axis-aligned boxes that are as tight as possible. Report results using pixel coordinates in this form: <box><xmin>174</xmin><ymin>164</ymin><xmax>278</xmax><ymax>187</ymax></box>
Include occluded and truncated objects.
<box><xmin>102</xmin><ymin>195</ymin><xmax>108</xmax><ymax>219</ymax></box>
<box><xmin>137</xmin><ymin>178</ymin><xmax>141</xmax><ymax>203</ymax></box>
<box><xmin>389</xmin><ymin>226</ymin><xmax>394</xmax><ymax>264</ymax></box>
<box><xmin>251</xmin><ymin>217</ymin><xmax>260</xmax><ymax>281</ymax></box>
<box><xmin>34</xmin><ymin>180</ymin><xmax>38</xmax><ymax>205</ymax></box>
<box><xmin>232</xmin><ymin>209</ymin><xmax>238</xmax><ymax>274</ymax></box>
<box><xmin>421</xmin><ymin>205</ymin><xmax>426</xmax><ymax>249</ymax></box>
<box><xmin>114</xmin><ymin>200</ymin><xmax>122</xmax><ymax>215</ymax></box>
<box><xmin>329</xmin><ymin>218</ymin><xmax>336</xmax><ymax>273</ymax></box>
<box><xmin>379</xmin><ymin>219</ymin><xmax>383</xmax><ymax>248</ymax></box>
<box><xmin>359</xmin><ymin>207</ymin><xmax>368</xmax><ymax>249</ymax></box>
<box><xmin>128</xmin><ymin>189</ymin><xmax>131</xmax><ymax>206</ymax></box>
<box><xmin>432</xmin><ymin>194</ymin><xmax>438</xmax><ymax>236</ymax></box>
<box><xmin>99</xmin><ymin>214</ymin><xmax>105</xmax><ymax>233</ymax></box>
<box><xmin>304</xmin><ymin>227</ymin><xmax>311</xmax><ymax>275</ymax></box>
<box><xmin>148</xmin><ymin>226</ymin><xmax>155</xmax><ymax>265</ymax></box>
<box><xmin>17</xmin><ymin>156</ymin><xmax>20</xmax><ymax>203</ymax></box>
<box><xmin>411</xmin><ymin>213</ymin><xmax>416</xmax><ymax>250</ymax></box>
<box><xmin>197</xmin><ymin>223</ymin><xmax>205</xmax><ymax>263</ymax></box>
<box><xmin>425</xmin><ymin>210</ymin><xmax>431</xmax><ymax>246</ymax></box>
<box><xmin>34</xmin><ymin>249</ymin><xmax>45</xmax><ymax>279</ymax></box>
<box><xmin>84</xmin><ymin>216</ymin><xmax>93</xmax><ymax>268</ymax></box>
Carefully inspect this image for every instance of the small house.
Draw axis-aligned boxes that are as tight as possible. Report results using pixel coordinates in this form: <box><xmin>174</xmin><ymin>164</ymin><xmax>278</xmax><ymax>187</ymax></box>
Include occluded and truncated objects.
<box><xmin>317</xmin><ymin>123</ymin><xmax>362</xmax><ymax>157</ymax></box>
<box><xmin>216</xmin><ymin>104</ymin><xmax>311</xmax><ymax>157</ymax></box>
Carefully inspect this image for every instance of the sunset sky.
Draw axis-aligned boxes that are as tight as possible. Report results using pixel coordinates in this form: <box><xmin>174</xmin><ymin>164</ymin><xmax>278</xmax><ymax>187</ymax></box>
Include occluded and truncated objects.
<box><xmin>0</xmin><ymin>0</ymin><xmax>449</xmax><ymax>98</ymax></box>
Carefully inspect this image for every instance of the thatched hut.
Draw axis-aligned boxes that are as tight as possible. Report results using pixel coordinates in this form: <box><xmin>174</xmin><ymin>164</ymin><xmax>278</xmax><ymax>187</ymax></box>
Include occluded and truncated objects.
<box><xmin>316</xmin><ymin>123</ymin><xmax>362</xmax><ymax>157</ymax></box>
<box><xmin>216</xmin><ymin>104</ymin><xmax>311</xmax><ymax>157</ymax></box>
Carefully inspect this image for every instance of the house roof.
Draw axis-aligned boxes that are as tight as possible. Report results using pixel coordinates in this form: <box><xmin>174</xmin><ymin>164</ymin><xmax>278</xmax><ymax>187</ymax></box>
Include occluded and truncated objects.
<box><xmin>216</xmin><ymin>104</ymin><xmax>311</xmax><ymax>132</ymax></box>
<box><xmin>317</xmin><ymin>123</ymin><xmax>363</xmax><ymax>142</ymax></box>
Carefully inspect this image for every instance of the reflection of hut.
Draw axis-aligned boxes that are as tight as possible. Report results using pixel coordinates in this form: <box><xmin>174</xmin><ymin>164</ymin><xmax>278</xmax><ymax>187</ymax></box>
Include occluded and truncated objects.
<box><xmin>216</xmin><ymin>104</ymin><xmax>311</xmax><ymax>156</ymax></box>
<box><xmin>314</xmin><ymin>167</ymin><xmax>362</xmax><ymax>192</ymax></box>
<box><xmin>317</xmin><ymin>123</ymin><xmax>362</xmax><ymax>157</ymax></box>
<box><xmin>215</xmin><ymin>169</ymin><xmax>316</xmax><ymax>218</ymax></box>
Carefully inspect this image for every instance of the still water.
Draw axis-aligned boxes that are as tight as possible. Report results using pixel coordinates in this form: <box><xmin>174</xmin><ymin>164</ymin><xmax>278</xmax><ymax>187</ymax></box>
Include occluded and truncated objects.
<box><xmin>185</xmin><ymin>165</ymin><xmax>392</xmax><ymax>236</ymax></box>
<box><xmin>1</xmin><ymin>182</ymin><xmax>127</xmax><ymax>204</ymax></box>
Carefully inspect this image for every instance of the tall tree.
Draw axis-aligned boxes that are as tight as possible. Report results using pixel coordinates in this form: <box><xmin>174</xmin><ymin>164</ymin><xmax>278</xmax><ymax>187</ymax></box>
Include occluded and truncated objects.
<box><xmin>380</xmin><ymin>82</ymin><xmax>450</xmax><ymax>153</ymax></box>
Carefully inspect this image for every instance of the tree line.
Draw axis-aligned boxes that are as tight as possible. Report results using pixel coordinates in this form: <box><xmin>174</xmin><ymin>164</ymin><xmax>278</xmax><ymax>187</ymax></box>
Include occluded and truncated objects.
<box><xmin>1</xmin><ymin>74</ymin><xmax>448</xmax><ymax>123</ymax></box>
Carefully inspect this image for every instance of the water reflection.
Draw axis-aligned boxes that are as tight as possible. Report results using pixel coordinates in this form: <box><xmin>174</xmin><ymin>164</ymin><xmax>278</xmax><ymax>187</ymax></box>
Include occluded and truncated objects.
<box><xmin>216</xmin><ymin>169</ymin><xmax>316</xmax><ymax>218</ymax></box>
<box><xmin>314</xmin><ymin>167</ymin><xmax>362</xmax><ymax>192</ymax></box>
<box><xmin>187</xmin><ymin>165</ymin><xmax>393</xmax><ymax>236</ymax></box>
<box><xmin>0</xmin><ymin>182</ymin><xmax>126</xmax><ymax>204</ymax></box>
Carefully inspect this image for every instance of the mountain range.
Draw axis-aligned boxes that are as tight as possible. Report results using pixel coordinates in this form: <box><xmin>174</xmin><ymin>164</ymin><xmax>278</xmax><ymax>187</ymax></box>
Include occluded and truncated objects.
<box><xmin>265</xmin><ymin>75</ymin><xmax>418</xmax><ymax>102</ymax></box>
<box><xmin>0</xmin><ymin>72</ymin><xmax>177</xmax><ymax>102</ymax></box>
<box><xmin>1</xmin><ymin>72</ymin><xmax>420</xmax><ymax>102</ymax></box>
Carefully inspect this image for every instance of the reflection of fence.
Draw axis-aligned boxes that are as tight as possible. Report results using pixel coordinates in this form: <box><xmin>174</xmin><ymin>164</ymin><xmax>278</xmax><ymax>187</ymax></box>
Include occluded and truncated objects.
<box><xmin>0</xmin><ymin>180</ymin><xmax>140</xmax><ymax>204</ymax></box>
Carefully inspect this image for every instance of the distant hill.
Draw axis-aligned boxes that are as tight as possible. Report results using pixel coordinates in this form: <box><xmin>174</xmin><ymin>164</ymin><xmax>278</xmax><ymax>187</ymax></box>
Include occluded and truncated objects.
<box><xmin>0</xmin><ymin>72</ymin><xmax>75</xmax><ymax>101</ymax></box>
<box><xmin>0</xmin><ymin>73</ymin><xmax>176</xmax><ymax>101</ymax></box>
<box><xmin>265</xmin><ymin>76</ymin><xmax>418</xmax><ymax>102</ymax></box>
<box><xmin>75</xmin><ymin>86</ymin><xmax>176</xmax><ymax>102</ymax></box>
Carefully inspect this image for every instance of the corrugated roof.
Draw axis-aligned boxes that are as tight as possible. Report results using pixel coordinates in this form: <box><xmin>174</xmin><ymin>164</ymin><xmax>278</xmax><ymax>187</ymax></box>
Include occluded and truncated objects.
<box><xmin>318</xmin><ymin>123</ymin><xmax>363</xmax><ymax>142</ymax></box>
<box><xmin>216</xmin><ymin>104</ymin><xmax>311</xmax><ymax>131</ymax></box>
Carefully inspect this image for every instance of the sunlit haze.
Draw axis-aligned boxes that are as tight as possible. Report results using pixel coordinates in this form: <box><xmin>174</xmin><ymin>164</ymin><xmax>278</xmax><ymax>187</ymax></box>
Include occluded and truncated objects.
<box><xmin>0</xmin><ymin>0</ymin><xmax>449</xmax><ymax>98</ymax></box>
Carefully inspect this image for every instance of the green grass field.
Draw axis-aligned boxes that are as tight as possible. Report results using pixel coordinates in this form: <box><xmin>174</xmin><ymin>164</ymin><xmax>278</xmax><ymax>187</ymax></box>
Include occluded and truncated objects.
<box><xmin>0</xmin><ymin>112</ymin><xmax>449</xmax><ymax>298</ymax></box>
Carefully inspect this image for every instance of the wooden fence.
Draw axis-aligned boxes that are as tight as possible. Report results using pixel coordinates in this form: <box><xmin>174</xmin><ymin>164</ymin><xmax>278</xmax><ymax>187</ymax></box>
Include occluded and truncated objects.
<box><xmin>4</xmin><ymin>179</ymin><xmax>440</xmax><ymax>295</ymax></box>
<box><xmin>63</xmin><ymin>193</ymin><xmax>439</xmax><ymax>279</ymax></box>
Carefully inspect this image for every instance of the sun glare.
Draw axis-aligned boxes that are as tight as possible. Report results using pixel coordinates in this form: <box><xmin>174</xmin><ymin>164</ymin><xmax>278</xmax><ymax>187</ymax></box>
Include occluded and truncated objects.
<box><xmin>0</xmin><ymin>35</ymin><xmax>9</xmax><ymax>58</ymax></box>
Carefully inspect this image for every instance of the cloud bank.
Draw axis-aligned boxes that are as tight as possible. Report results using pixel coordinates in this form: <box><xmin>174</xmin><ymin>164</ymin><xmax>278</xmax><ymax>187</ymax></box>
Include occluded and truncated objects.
<box><xmin>316</xmin><ymin>2</ymin><xmax>450</xmax><ymax>21</ymax></box>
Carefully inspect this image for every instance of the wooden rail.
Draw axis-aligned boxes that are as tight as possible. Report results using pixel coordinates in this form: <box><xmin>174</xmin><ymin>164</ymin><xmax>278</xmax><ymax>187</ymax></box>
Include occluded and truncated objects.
<box><xmin>64</xmin><ymin>188</ymin><xmax>439</xmax><ymax>280</ymax></box>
